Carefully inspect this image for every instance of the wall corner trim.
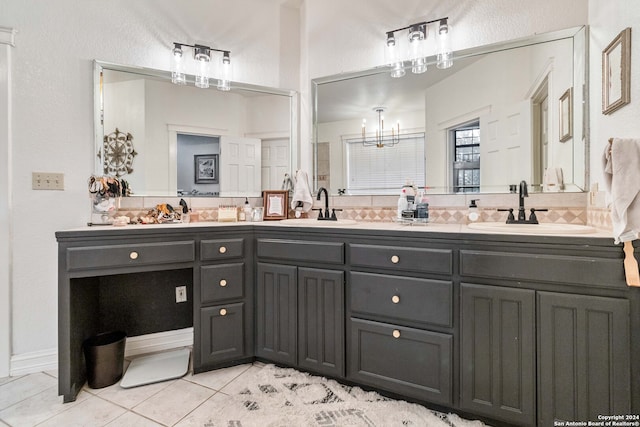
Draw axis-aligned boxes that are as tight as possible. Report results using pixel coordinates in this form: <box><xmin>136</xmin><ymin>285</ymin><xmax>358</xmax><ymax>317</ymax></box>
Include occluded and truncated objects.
<box><xmin>0</xmin><ymin>28</ymin><xmax>16</xmax><ymax>47</ymax></box>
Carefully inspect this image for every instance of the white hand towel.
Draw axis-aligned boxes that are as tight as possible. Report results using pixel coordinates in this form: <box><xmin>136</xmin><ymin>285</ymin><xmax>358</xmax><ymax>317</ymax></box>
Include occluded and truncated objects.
<box><xmin>603</xmin><ymin>138</ymin><xmax>640</xmax><ymax>244</ymax></box>
<box><xmin>290</xmin><ymin>170</ymin><xmax>314</xmax><ymax>213</ymax></box>
<box><xmin>543</xmin><ymin>167</ymin><xmax>564</xmax><ymax>192</ymax></box>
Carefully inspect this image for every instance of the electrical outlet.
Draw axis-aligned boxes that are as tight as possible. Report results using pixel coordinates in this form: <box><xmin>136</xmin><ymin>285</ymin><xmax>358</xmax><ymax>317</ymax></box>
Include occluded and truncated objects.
<box><xmin>32</xmin><ymin>172</ymin><xmax>64</xmax><ymax>190</ymax></box>
<box><xmin>175</xmin><ymin>286</ymin><xmax>187</xmax><ymax>303</ymax></box>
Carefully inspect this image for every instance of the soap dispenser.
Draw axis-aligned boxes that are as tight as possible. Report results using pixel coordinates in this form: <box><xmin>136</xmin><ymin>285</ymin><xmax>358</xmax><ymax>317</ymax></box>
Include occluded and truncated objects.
<box><xmin>467</xmin><ymin>199</ymin><xmax>480</xmax><ymax>223</ymax></box>
<box><xmin>243</xmin><ymin>198</ymin><xmax>252</xmax><ymax>221</ymax></box>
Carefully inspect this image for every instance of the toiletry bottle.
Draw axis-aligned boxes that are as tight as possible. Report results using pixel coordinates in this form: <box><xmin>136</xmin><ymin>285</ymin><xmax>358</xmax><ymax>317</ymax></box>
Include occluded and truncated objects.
<box><xmin>243</xmin><ymin>198</ymin><xmax>252</xmax><ymax>221</ymax></box>
<box><xmin>397</xmin><ymin>189</ymin><xmax>408</xmax><ymax>219</ymax></box>
<box><xmin>467</xmin><ymin>199</ymin><xmax>480</xmax><ymax>223</ymax></box>
<box><xmin>238</xmin><ymin>206</ymin><xmax>246</xmax><ymax>221</ymax></box>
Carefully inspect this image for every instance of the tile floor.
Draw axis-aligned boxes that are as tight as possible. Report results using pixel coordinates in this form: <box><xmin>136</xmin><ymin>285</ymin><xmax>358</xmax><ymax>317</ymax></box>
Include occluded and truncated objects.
<box><xmin>0</xmin><ymin>357</ymin><xmax>267</xmax><ymax>427</ymax></box>
<box><xmin>0</xmin><ymin>355</ymin><xmax>477</xmax><ymax>427</ymax></box>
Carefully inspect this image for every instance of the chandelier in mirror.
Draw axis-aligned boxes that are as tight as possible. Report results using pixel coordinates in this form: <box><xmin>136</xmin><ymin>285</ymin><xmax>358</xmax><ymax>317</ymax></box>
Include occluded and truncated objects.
<box><xmin>361</xmin><ymin>107</ymin><xmax>400</xmax><ymax>148</ymax></box>
<box><xmin>385</xmin><ymin>17</ymin><xmax>452</xmax><ymax>78</ymax></box>
<box><xmin>171</xmin><ymin>43</ymin><xmax>232</xmax><ymax>91</ymax></box>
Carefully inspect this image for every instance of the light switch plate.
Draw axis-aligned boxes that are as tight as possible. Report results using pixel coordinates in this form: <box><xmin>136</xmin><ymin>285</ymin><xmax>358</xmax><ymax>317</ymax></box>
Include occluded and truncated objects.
<box><xmin>32</xmin><ymin>172</ymin><xmax>64</xmax><ymax>190</ymax></box>
<box><xmin>175</xmin><ymin>286</ymin><xmax>187</xmax><ymax>303</ymax></box>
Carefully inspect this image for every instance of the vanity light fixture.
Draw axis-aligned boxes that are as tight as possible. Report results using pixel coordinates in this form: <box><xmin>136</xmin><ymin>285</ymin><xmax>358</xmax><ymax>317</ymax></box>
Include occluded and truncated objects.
<box><xmin>361</xmin><ymin>107</ymin><xmax>400</xmax><ymax>148</ymax></box>
<box><xmin>171</xmin><ymin>42</ymin><xmax>232</xmax><ymax>90</ymax></box>
<box><xmin>385</xmin><ymin>17</ymin><xmax>453</xmax><ymax>78</ymax></box>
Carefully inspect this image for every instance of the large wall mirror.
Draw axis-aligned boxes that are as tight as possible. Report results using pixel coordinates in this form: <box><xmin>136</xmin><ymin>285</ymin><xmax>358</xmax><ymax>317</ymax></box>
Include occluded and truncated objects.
<box><xmin>94</xmin><ymin>61</ymin><xmax>298</xmax><ymax>197</ymax></box>
<box><xmin>312</xmin><ymin>26</ymin><xmax>588</xmax><ymax>195</ymax></box>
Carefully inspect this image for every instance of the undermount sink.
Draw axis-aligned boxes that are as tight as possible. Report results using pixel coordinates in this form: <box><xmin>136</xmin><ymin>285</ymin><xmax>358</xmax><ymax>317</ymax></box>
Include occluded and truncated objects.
<box><xmin>277</xmin><ymin>218</ymin><xmax>359</xmax><ymax>227</ymax></box>
<box><xmin>468</xmin><ymin>222</ymin><xmax>597</xmax><ymax>235</ymax></box>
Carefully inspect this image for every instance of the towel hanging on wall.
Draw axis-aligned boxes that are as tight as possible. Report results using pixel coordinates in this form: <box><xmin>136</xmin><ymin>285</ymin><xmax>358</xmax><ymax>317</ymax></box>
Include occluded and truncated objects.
<box><xmin>603</xmin><ymin>137</ymin><xmax>640</xmax><ymax>286</ymax></box>
<box><xmin>290</xmin><ymin>170</ymin><xmax>314</xmax><ymax>215</ymax></box>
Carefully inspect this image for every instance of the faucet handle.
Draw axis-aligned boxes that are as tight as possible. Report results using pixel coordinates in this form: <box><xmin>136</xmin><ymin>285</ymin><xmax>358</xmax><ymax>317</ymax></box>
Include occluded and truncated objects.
<box><xmin>497</xmin><ymin>208</ymin><xmax>515</xmax><ymax>223</ymax></box>
<box><xmin>312</xmin><ymin>208</ymin><xmax>324</xmax><ymax>219</ymax></box>
<box><xmin>528</xmin><ymin>208</ymin><xmax>548</xmax><ymax>224</ymax></box>
<box><xmin>330</xmin><ymin>208</ymin><xmax>343</xmax><ymax>220</ymax></box>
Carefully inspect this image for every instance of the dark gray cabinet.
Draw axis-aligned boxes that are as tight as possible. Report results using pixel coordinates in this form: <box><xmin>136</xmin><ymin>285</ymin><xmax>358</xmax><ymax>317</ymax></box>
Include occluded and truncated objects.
<box><xmin>195</xmin><ymin>234</ymin><xmax>253</xmax><ymax>373</ymax></box>
<box><xmin>537</xmin><ymin>292</ymin><xmax>631</xmax><ymax>425</ymax></box>
<box><xmin>255</xmin><ymin>262</ymin><xmax>345</xmax><ymax>377</ymax></box>
<box><xmin>255</xmin><ymin>262</ymin><xmax>298</xmax><ymax>365</ymax></box>
<box><xmin>460</xmin><ymin>283</ymin><xmax>536</xmax><ymax>426</ymax></box>
<box><xmin>349</xmin><ymin>318</ymin><xmax>452</xmax><ymax>404</ymax></box>
<box><xmin>200</xmin><ymin>303</ymin><xmax>245</xmax><ymax>365</ymax></box>
<box><xmin>298</xmin><ymin>267</ymin><xmax>344</xmax><ymax>377</ymax></box>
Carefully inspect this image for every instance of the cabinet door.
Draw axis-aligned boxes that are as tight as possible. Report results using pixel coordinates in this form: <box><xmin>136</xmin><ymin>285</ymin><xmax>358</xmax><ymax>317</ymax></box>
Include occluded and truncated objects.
<box><xmin>200</xmin><ymin>303</ymin><xmax>245</xmax><ymax>365</ymax></box>
<box><xmin>349</xmin><ymin>318</ymin><xmax>452</xmax><ymax>405</ymax></box>
<box><xmin>538</xmin><ymin>292</ymin><xmax>631</xmax><ymax>425</ymax></box>
<box><xmin>298</xmin><ymin>267</ymin><xmax>344</xmax><ymax>377</ymax></box>
<box><xmin>255</xmin><ymin>263</ymin><xmax>297</xmax><ymax>365</ymax></box>
<box><xmin>461</xmin><ymin>284</ymin><xmax>536</xmax><ymax>426</ymax></box>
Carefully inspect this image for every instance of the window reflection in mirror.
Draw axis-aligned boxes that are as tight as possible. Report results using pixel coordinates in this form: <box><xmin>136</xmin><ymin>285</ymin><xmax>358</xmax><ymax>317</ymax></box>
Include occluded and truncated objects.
<box><xmin>312</xmin><ymin>26</ymin><xmax>587</xmax><ymax>195</ymax></box>
<box><xmin>95</xmin><ymin>62</ymin><xmax>297</xmax><ymax>197</ymax></box>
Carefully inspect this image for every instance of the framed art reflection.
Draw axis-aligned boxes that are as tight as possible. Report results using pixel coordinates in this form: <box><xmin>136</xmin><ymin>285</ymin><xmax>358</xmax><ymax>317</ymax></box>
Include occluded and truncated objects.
<box><xmin>194</xmin><ymin>154</ymin><xmax>219</xmax><ymax>184</ymax></box>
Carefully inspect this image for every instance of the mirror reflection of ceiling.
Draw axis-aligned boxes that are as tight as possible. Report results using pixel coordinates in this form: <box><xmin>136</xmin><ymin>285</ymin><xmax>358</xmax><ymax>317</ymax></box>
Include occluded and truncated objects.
<box><xmin>96</xmin><ymin>62</ymin><xmax>296</xmax><ymax>197</ymax></box>
<box><xmin>313</xmin><ymin>26</ymin><xmax>587</xmax><ymax>196</ymax></box>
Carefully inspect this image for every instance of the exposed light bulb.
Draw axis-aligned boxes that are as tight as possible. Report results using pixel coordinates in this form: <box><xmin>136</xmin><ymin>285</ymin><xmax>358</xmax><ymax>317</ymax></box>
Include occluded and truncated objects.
<box><xmin>171</xmin><ymin>44</ymin><xmax>186</xmax><ymax>85</ymax></box>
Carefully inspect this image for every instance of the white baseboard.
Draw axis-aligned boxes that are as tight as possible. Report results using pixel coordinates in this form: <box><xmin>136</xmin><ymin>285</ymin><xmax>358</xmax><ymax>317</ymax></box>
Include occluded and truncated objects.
<box><xmin>9</xmin><ymin>328</ymin><xmax>194</xmax><ymax>376</ymax></box>
<box><xmin>124</xmin><ymin>328</ymin><xmax>193</xmax><ymax>357</ymax></box>
<box><xmin>10</xmin><ymin>349</ymin><xmax>57</xmax><ymax>377</ymax></box>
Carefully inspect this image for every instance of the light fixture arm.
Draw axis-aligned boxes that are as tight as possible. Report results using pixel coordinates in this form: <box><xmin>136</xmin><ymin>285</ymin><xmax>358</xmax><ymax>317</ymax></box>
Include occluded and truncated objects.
<box><xmin>386</xmin><ymin>17</ymin><xmax>448</xmax><ymax>36</ymax></box>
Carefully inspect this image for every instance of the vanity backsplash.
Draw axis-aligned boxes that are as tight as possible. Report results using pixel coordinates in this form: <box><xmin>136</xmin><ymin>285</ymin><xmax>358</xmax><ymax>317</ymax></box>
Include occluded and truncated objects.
<box><xmin>117</xmin><ymin>192</ymin><xmax>611</xmax><ymax>230</ymax></box>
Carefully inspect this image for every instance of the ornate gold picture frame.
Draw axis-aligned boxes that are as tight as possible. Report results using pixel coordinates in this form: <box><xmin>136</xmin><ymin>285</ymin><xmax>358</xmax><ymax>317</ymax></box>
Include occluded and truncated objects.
<box><xmin>602</xmin><ymin>27</ymin><xmax>631</xmax><ymax>115</ymax></box>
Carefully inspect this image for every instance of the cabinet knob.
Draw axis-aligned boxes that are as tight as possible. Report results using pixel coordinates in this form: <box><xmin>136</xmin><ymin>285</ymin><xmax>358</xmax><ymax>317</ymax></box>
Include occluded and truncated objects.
<box><xmin>219</xmin><ymin>246</ymin><xmax>227</xmax><ymax>254</ymax></box>
<box><xmin>219</xmin><ymin>279</ymin><xmax>227</xmax><ymax>287</ymax></box>
<box><xmin>220</xmin><ymin>308</ymin><xmax>227</xmax><ymax>316</ymax></box>
<box><xmin>391</xmin><ymin>255</ymin><xmax>399</xmax><ymax>264</ymax></box>
<box><xmin>391</xmin><ymin>295</ymin><xmax>400</xmax><ymax>304</ymax></box>
<box><xmin>392</xmin><ymin>329</ymin><xmax>401</xmax><ymax>338</ymax></box>
<box><xmin>129</xmin><ymin>251</ymin><xmax>139</xmax><ymax>260</ymax></box>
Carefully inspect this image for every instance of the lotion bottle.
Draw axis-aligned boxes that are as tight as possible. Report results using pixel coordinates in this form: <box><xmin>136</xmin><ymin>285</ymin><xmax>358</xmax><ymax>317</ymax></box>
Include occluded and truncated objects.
<box><xmin>467</xmin><ymin>199</ymin><xmax>480</xmax><ymax>223</ymax></box>
<box><xmin>243</xmin><ymin>198</ymin><xmax>252</xmax><ymax>221</ymax></box>
<box><xmin>397</xmin><ymin>189</ymin><xmax>408</xmax><ymax>219</ymax></box>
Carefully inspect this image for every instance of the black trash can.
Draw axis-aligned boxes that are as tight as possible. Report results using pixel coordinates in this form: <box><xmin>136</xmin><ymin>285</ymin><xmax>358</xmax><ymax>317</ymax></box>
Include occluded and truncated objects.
<box><xmin>83</xmin><ymin>331</ymin><xmax>126</xmax><ymax>389</ymax></box>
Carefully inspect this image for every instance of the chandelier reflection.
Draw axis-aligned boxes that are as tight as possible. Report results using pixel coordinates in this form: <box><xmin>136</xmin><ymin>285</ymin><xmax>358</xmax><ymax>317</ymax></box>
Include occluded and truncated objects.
<box><xmin>361</xmin><ymin>107</ymin><xmax>400</xmax><ymax>148</ymax></box>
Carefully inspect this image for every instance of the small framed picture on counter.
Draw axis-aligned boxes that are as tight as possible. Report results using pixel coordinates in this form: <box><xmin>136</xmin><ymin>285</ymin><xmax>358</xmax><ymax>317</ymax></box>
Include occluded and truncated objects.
<box><xmin>263</xmin><ymin>190</ymin><xmax>288</xmax><ymax>220</ymax></box>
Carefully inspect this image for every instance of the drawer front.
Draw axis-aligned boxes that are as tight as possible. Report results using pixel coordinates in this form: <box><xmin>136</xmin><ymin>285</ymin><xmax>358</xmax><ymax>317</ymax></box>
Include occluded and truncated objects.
<box><xmin>349</xmin><ymin>318</ymin><xmax>452</xmax><ymax>405</ymax></box>
<box><xmin>200</xmin><ymin>302</ymin><xmax>245</xmax><ymax>365</ymax></box>
<box><xmin>66</xmin><ymin>240</ymin><xmax>194</xmax><ymax>271</ymax></box>
<box><xmin>201</xmin><ymin>238</ymin><xmax>244</xmax><ymax>261</ymax></box>
<box><xmin>350</xmin><ymin>244</ymin><xmax>452</xmax><ymax>275</ymax></box>
<box><xmin>257</xmin><ymin>239</ymin><xmax>344</xmax><ymax>265</ymax></box>
<box><xmin>460</xmin><ymin>250</ymin><xmax>626</xmax><ymax>288</ymax></box>
<box><xmin>350</xmin><ymin>272</ymin><xmax>452</xmax><ymax>327</ymax></box>
<box><xmin>201</xmin><ymin>263</ymin><xmax>244</xmax><ymax>304</ymax></box>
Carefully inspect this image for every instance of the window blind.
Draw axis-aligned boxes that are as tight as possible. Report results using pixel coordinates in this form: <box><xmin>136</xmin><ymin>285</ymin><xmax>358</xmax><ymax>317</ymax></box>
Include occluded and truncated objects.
<box><xmin>345</xmin><ymin>133</ymin><xmax>425</xmax><ymax>194</ymax></box>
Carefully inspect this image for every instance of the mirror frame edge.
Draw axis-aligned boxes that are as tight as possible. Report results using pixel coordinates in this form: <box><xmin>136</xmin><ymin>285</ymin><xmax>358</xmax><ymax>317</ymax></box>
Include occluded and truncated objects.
<box><xmin>311</xmin><ymin>25</ymin><xmax>589</xmax><ymax>195</ymax></box>
<box><xmin>93</xmin><ymin>59</ymin><xmax>300</xmax><ymax>196</ymax></box>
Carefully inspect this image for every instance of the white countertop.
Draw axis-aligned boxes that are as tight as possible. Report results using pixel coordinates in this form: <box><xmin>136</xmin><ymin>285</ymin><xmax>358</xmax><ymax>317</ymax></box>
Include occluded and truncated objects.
<box><xmin>63</xmin><ymin>219</ymin><xmax>614</xmax><ymax>240</ymax></box>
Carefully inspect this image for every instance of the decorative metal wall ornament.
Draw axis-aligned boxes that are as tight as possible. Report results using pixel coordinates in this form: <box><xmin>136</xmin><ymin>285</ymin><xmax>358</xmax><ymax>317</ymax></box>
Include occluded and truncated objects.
<box><xmin>100</xmin><ymin>128</ymin><xmax>137</xmax><ymax>176</ymax></box>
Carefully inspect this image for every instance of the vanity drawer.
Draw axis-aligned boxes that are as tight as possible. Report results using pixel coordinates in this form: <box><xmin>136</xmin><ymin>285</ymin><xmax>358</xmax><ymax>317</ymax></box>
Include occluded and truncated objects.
<box><xmin>460</xmin><ymin>250</ymin><xmax>626</xmax><ymax>288</ymax></box>
<box><xmin>257</xmin><ymin>239</ymin><xmax>344</xmax><ymax>265</ymax></box>
<box><xmin>201</xmin><ymin>263</ymin><xmax>244</xmax><ymax>303</ymax></box>
<box><xmin>66</xmin><ymin>241</ymin><xmax>194</xmax><ymax>271</ymax></box>
<box><xmin>201</xmin><ymin>238</ymin><xmax>244</xmax><ymax>261</ymax></box>
<box><xmin>350</xmin><ymin>244</ymin><xmax>452</xmax><ymax>275</ymax></box>
<box><xmin>350</xmin><ymin>272</ymin><xmax>452</xmax><ymax>327</ymax></box>
<box><xmin>349</xmin><ymin>318</ymin><xmax>452</xmax><ymax>405</ymax></box>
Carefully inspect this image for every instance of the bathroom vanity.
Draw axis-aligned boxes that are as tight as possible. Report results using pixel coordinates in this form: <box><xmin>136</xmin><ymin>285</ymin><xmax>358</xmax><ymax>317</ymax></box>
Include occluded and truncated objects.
<box><xmin>56</xmin><ymin>222</ymin><xmax>639</xmax><ymax>426</ymax></box>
